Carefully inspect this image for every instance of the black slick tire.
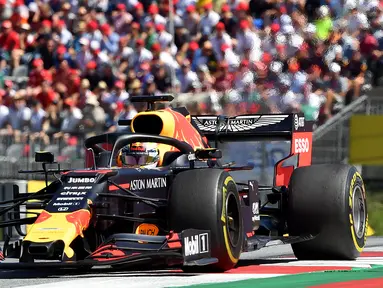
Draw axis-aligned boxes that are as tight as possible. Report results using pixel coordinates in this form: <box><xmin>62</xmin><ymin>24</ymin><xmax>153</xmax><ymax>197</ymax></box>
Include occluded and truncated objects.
<box><xmin>168</xmin><ymin>169</ymin><xmax>243</xmax><ymax>271</ymax></box>
<box><xmin>288</xmin><ymin>164</ymin><xmax>368</xmax><ymax>260</ymax></box>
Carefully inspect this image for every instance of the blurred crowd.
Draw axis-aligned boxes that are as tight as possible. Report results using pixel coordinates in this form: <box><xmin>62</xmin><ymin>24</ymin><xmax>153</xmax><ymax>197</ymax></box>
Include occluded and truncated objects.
<box><xmin>0</xmin><ymin>0</ymin><xmax>381</xmax><ymax>149</ymax></box>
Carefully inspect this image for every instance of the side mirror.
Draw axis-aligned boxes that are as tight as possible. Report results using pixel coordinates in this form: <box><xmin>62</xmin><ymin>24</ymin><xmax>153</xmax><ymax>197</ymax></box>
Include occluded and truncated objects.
<box><xmin>195</xmin><ymin>148</ymin><xmax>222</xmax><ymax>159</ymax></box>
<box><xmin>35</xmin><ymin>151</ymin><xmax>55</xmax><ymax>164</ymax></box>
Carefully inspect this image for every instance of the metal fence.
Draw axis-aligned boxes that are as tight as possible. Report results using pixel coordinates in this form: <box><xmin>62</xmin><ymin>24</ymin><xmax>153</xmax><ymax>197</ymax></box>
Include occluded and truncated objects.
<box><xmin>311</xmin><ymin>88</ymin><xmax>383</xmax><ymax>184</ymax></box>
<box><xmin>0</xmin><ymin>135</ymin><xmax>86</xmax><ymax>180</ymax></box>
<box><xmin>311</xmin><ymin>95</ymin><xmax>370</xmax><ymax>165</ymax></box>
<box><xmin>312</xmin><ymin>90</ymin><xmax>383</xmax><ymax>164</ymax></box>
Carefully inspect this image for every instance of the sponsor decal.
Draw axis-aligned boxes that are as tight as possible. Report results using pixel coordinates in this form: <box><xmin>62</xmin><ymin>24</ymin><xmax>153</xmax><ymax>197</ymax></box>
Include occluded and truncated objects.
<box><xmin>294</xmin><ymin>114</ymin><xmax>305</xmax><ymax>130</ymax></box>
<box><xmin>299</xmin><ymin>117</ymin><xmax>304</xmax><ymax>128</ymax></box>
<box><xmin>194</xmin><ymin>115</ymin><xmax>289</xmax><ymax>132</ymax></box>
<box><xmin>60</xmin><ymin>191</ymin><xmax>87</xmax><ymax>196</ymax></box>
<box><xmin>204</xmin><ymin>119</ymin><xmax>255</xmax><ymax>126</ymax></box>
<box><xmin>252</xmin><ymin>202</ymin><xmax>259</xmax><ymax>217</ymax></box>
<box><xmin>52</xmin><ymin>202</ymin><xmax>81</xmax><ymax>206</ymax></box>
<box><xmin>38</xmin><ymin>227</ymin><xmax>61</xmax><ymax>231</ymax></box>
<box><xmin>184</xmin><ymin>233</ymin><xmax>209</xmax><ymax>257</ymax></box>
<box><xmin>135</xmin><ymin>223</ymin><xmax>159</xmax><ymax>236</ymax></box>
<box><xmin>130</xmin><ymin>179</ymin><xmax>144</xmax><ymax>190</ymax></box>
<box><xmin>56</xmin><ymin>197</ymin><xmax>84</xmax><ymax>201</ymax></box>
<box><xmin>67</xmin><ymin>177</ymin><xmax>96</xmax><ymax>184</ymax></box>
<box><xmin>294</xmin><ymin>137</ymin><xmax>310</xmax><ymax>153</ymax></box>
<box><xmin>248</xmin><ymin>180</ymin><xmax>260</xmax><ymax>229</ymax></box>
<box><xmin>292</xmin><ymin>132</ymin><xmax>312</xmax><ymax>166</ymax></box>
<box><xmin>129</xmin><ymin>177</ymin><xmax>167</xmax><ymax>191</ymax></box>
<box><xmin>63</xmin><ymin>186</ymin><xmax>92</xmax><ymax>190</ymax></box>
<box><xmin>130</xmin><ymin>145</ymin><xmax>146</xmax><ymax>152</ymax></box>
<box><xmin>45</xmin><ymin>179</ymin><xmax>102</xmax><ymax>212</ymax></box>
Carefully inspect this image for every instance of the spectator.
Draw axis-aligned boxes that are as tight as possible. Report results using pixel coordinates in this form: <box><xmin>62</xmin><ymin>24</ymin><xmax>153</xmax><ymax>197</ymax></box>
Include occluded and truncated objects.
<box><xmin>53</xmin><ymin>20</ymin><xmax>73</xmax><ymax>47</ymax></box>
<box><xmin>200</xmin><ymin>2</ymin><xmax>220</xmax><ymax>36</ymax></box>
<box><xmin>36</xmin><ymin>80</ymin><xmax>57</xmax><ymax>109</ymax></box>
<box><xmin>236</xmin><ymin>19</ymin><xmax>262</xmax><ymax>62</ymax></box>
<box><xmin>178</xmin><ymin>59</ymin><xmax>198</xmax><ymax>93</ymax></box>
<box><xmin>78</xmin><ymin>95</ymin><xmax>105</xmax><ymax>136</ymax></box>
<box><xmin>119</xmin><ymin>100</ymin><xmax>138</xmax><ymax>121</ymax></box>
<box><xmin>0</xmin><ymin>0</ymin><xmax>12</xmax><ymax>22</ymax></box>
<box><xmin>42</xmin><ymin>101</ymin><xmax>61</xmax><ymax>141</ymax></box>
<box><xmin>211</xmin><ymin>22</ymin><xmax>232</xmax><ymax>61</ymax></box>
<box><xmin>53</xmin><ymin>98</ymin><xmax>82</xmax><ymax>140</ymax></box>
<box><xmin>133</xmin><ymin>38</ymin><xmax>153</xmax><ymax>67</ymax></box>
<box><xmin>183</xmin><ymin>5</ymin><xmax>200</xmax><ymax>37</ymax></box>
<box><xmin>100</xmin><ymin>23</ymin><xmax>120</xmax><ymax>55</ymax></box>
<box><xmin>28</xmin><ymin>99</ymin><xmax>47</xmax><ymax>143</ymax></box>
<box><xmin>6</xmin><ymin>92</ymin><xmax>31</xmax><ymax>143</ymax></box>
<box><xmin>0</xmin><ymin>90</ymin><xmax>9</xmax><ymax>130</ymax></box>
<box><xmin>315</xmin><ymin>5</ymin><xmax>333</xmax><ymax>41</ymax></box>
<box><xmin>0</xmin><ymin>20</ymin><xmax>20</xmax><ymax>52</ymax></box>
<box><xmin>153</xmin><ymin>62</ymin><xmax>172</xmax><ymax>92</ymax></box>
<box><xmin>219</xmin><ymin>4</ymin><xmax>238</xmax><ymax>38</ymax></box>
<box><xmin>325</xmin><ymin>62</ymin><xmax>350</xmax><ymax>117</ymax></box>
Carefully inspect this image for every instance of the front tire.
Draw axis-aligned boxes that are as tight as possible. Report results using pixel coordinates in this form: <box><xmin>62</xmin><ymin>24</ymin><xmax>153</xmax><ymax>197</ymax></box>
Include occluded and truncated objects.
<box><xmin>168</xmin><ymin>169</ymin><xmax>243</xmax><ymax>271</ymax></box>
<box><xmin>288</xmin><ymin>164</ymin><xmax>367</xmax><ymax>260</ymax></box>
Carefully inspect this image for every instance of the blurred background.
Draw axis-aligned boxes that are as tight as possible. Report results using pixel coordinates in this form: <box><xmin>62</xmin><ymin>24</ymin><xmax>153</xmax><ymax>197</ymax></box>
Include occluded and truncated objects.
<box><xmin>0</xmin><ymin>0</ymin><xmax>382</xmax><ymax>234</ymax></box>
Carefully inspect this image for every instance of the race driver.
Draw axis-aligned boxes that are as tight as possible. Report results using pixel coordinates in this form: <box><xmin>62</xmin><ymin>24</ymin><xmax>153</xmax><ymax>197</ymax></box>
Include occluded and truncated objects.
<box><xmin>116</xmin><ymin>142</ymin><xmax>160</xmax><ymax>168</ymax></box>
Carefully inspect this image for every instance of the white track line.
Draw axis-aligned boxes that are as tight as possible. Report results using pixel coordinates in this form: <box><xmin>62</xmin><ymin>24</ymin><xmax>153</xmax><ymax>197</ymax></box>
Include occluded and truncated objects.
<box><xmin>18</xmin><ymin>273</ymin><xmax>286</xmax><ymax>288</ymax></box>
<box><xmin>263</xmin><ymin>260</ymin><xmax>372</xmax><ymax>268</ymax></box>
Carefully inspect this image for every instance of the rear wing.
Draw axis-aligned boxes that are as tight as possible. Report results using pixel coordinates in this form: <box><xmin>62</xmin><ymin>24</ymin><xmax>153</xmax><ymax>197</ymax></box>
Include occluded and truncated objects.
<box><xmin>191</xmin><ymin>113</ymin><xmax>313</xmax><ymax>141</ymax></box>
<box><xmin>191</xmin><ymin>113</ymin><xmax>314</xmax><ymax>187</ymax></box>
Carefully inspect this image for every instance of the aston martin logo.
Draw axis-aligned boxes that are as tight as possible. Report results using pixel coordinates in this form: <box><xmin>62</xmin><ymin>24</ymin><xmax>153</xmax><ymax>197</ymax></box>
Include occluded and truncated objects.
<box><xmin>193</xmin><ymin>115</ymin><xmax>289</xmax><ymax>132</ymax></box>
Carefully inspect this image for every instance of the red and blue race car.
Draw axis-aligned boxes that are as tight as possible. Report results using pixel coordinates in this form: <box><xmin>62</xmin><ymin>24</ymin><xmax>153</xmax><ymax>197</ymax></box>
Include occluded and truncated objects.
<box><xmin>0</xmin><ymin>94</ymin><xmax>367</xmax><ymax>271</ymax></box>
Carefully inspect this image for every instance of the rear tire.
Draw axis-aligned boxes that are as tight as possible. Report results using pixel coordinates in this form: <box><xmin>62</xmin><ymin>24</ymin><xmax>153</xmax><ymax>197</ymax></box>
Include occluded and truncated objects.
<box><xmin>288</xmin><ymin>164</ymin><xmax>367</xmax><ymax>260</ymax></box>
<box><xmin>168</xmin><ymin>169</ymin><xmax>243</xmax><ymax>271</ymax></box>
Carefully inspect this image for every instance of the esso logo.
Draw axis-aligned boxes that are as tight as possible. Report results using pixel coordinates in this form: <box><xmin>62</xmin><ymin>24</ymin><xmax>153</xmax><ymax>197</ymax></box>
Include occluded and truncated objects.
<box><xmin>295</xmin><ymin>138</ymin><xmax>310</xmax><ymax>153</ymax></box>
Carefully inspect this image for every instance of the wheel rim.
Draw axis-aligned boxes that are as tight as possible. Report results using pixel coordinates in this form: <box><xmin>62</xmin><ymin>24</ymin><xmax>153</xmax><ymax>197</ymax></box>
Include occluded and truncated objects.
<box><xmin>226</xmin><ymin>192</ymin><xmax>240</xmax><ymax>248</ymax></box>
<box><xmin>352</xmin><ymin>186</ymin><xmax>366</xmax><ymax>239</ymax></box>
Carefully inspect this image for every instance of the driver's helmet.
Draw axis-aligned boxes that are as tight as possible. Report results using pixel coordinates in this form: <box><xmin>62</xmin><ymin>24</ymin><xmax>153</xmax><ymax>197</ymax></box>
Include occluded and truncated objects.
<box><xmin>116</xmin><ymin>142</ymin><xmax>160</xmax><ymax>168</ymax></box>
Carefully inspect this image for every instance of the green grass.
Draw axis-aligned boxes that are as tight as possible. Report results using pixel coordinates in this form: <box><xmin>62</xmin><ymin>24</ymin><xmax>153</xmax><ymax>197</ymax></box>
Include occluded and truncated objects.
<box><xmin>367</xmin><ymin>192</ymin><xmax>383</xmax><ymax>236</ymax></box>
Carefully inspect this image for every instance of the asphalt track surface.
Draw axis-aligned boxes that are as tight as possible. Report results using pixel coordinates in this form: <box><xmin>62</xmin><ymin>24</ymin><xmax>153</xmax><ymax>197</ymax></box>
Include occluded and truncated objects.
<box><xmin>1</xmin><ymin>237</ymin><xmax>383</xmax><ymax>288</ymax></box>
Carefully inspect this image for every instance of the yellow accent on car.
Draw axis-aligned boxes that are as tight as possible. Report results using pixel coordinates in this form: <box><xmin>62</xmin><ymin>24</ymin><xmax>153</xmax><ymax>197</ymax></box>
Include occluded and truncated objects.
<box><xmin>221</xmin><ymin>176</ymin><xmax>238</xmax><ymax>264</ymax></box>
<box><xmin>26</xmin><ymin>180</ymin><xmax>50</xmax><ymax>233</ymax></box>
<box><xmin>349</xmin><ymin>172</ymin><xmax>364</xmax><ymax>252</ymax></box>
<box><xmin>24</xmin><ymin>210</ymin><xmax>90</xmax><ymax>259</ymax></box>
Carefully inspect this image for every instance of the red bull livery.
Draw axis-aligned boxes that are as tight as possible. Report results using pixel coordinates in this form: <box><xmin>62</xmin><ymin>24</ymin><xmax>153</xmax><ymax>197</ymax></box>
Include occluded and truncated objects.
<box><xmin>0</xmin><ymin>94</ymin><xmax>367</xmax><ymax>272</ymax></box>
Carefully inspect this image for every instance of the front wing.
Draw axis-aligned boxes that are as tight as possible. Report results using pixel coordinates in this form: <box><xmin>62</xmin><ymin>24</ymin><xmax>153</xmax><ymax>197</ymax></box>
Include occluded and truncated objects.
<box><xmin>0</xmin><ymin>229</ymin><xmax>217</xmax><ymax>270</ymax></box>
<box><xmin>0</xmin><ymin>230</ymin><xmax>315</xmax><ymax>270</ymax></box>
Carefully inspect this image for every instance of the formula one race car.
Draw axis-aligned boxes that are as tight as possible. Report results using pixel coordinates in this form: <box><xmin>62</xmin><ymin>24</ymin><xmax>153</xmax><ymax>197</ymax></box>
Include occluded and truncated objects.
<box><xmin>0</xmin><ymin>94</ymin><xmax>368</xmax><ymax>271</ymax></box>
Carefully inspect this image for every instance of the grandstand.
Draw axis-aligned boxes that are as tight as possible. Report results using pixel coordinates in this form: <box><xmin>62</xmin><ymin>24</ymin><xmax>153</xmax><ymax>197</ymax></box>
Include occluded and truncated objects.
<box><xmin>0</xmin><ymin>0</ymin><xmax>380</xmax><ymax>178</ymax></box>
